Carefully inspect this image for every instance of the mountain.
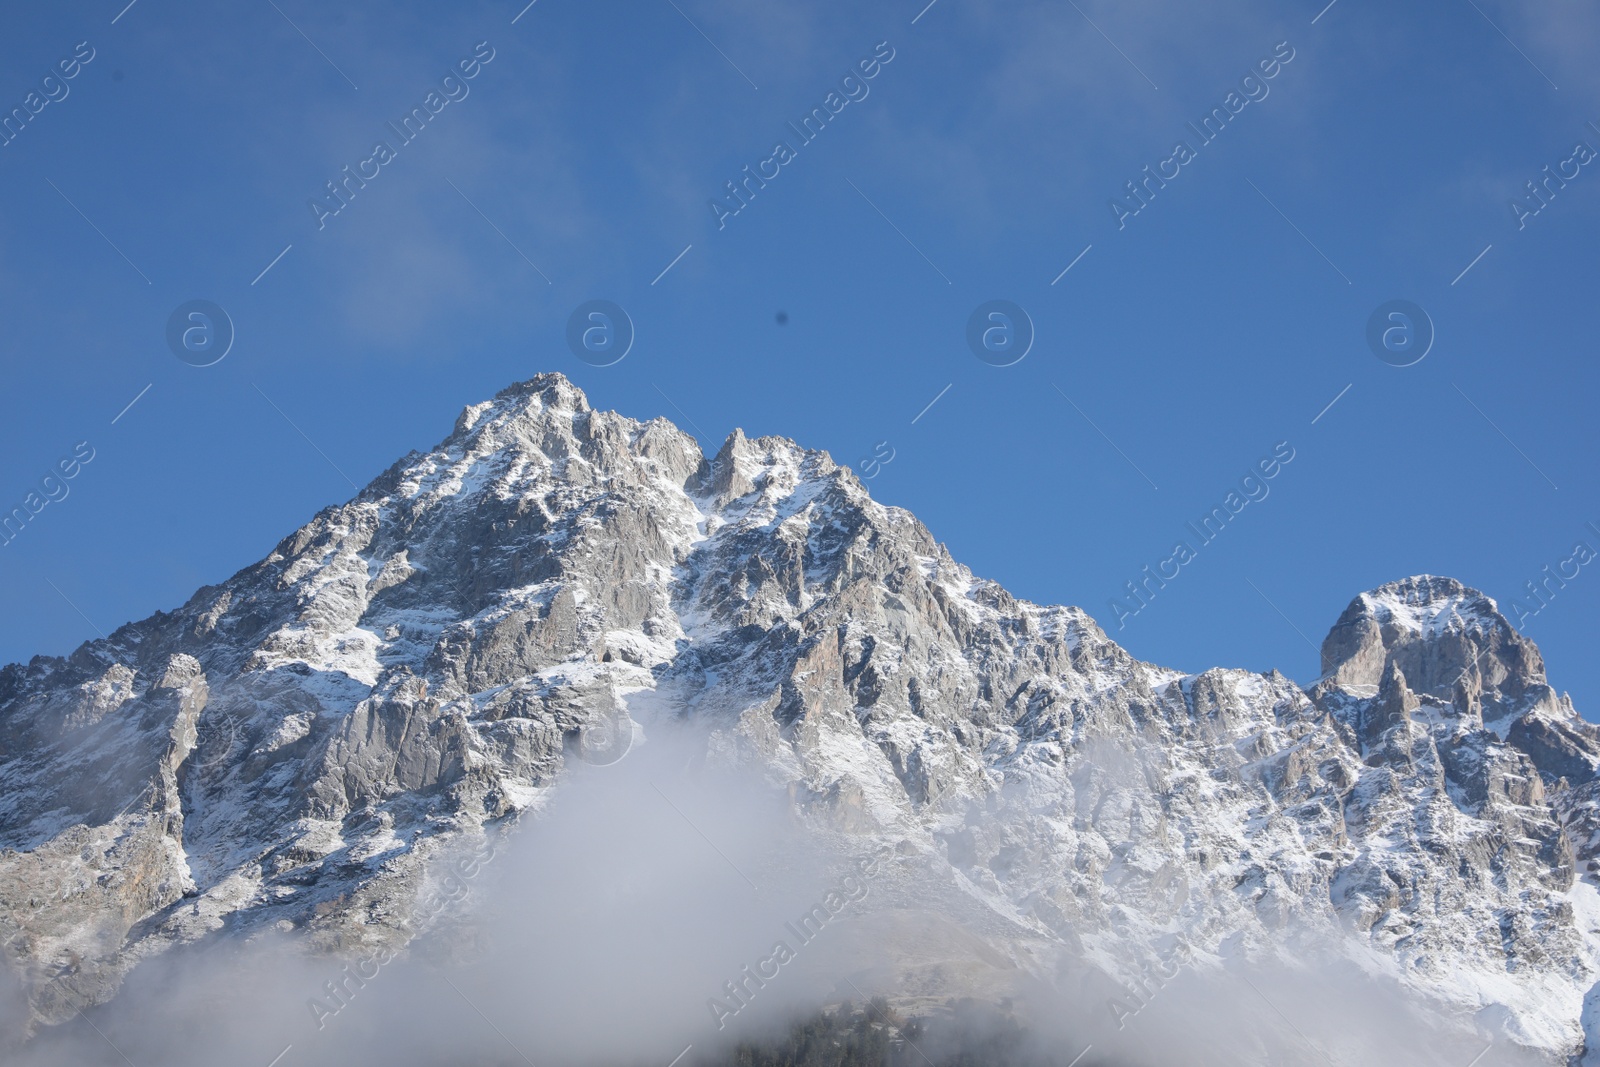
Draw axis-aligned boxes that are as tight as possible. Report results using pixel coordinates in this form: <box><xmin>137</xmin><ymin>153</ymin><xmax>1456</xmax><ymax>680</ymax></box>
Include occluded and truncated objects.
<box><xmin>3</xmin><ymin>374</ymin><xmax>1599</xmax><ymax>1062</ymax></box>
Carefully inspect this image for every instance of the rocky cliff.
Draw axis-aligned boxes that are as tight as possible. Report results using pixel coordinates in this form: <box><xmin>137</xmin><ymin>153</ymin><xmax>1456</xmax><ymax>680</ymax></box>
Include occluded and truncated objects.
<box><xmin>3</xmin><ymin>375</ymin><xmax>1598</xmax><ymax>1062</ymax></box>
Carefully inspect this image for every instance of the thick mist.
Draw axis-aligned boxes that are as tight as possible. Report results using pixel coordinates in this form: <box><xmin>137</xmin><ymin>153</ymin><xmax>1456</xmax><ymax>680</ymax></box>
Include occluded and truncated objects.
<box><xmin>1</xmin><ymin>714</ymin><xmax>1550</xmax><ymax>1067</ymax></box>
<box><xmin>3</xmin><ymin>723</ymin><xmax>905</xmax><ymax>1066</ymax></box>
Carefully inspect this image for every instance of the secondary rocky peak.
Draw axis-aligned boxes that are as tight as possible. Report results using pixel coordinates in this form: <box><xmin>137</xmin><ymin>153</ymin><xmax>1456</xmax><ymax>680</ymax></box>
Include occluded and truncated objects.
<box><xmin>1317</xmin><ymin>575</ymin><xmax>1600</xmax><ymax>795</ymax></box>
<box><xmin>1321</xmin><ymin>575</ymin><xmax>1542</xmax><ymax>703</ymax></box>
<box><xmin>707</xmin><ymin>427</ymin><xmax>756</xmax><ymax>503</ymax></box>
<box><xmin>704</xmin><ymin>426</ymin><xmax>842</xmax><ymax>511</ymax></box>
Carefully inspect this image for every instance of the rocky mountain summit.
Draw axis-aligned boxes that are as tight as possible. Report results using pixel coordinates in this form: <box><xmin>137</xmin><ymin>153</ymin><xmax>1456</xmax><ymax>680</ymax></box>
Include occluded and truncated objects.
<box><xmin>3</xmin><ymin>374</ymin><xmax>1600</xmax><ymax>1061</ymax></box>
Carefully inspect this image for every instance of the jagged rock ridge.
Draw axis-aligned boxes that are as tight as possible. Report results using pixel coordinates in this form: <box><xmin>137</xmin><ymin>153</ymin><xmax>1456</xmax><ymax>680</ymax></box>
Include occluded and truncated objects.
<box><xmin>2</xmin><ymin>375</ymin><xmax>1600</xmax><ymax>1061</ymax></box>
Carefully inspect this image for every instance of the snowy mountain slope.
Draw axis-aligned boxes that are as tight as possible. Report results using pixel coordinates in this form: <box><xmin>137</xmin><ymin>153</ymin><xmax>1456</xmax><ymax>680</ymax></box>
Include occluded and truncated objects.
<box><xmin>3</xmin><ymin>374</ymin><xmax>1599</xmax><ymax>1061</ymax></box>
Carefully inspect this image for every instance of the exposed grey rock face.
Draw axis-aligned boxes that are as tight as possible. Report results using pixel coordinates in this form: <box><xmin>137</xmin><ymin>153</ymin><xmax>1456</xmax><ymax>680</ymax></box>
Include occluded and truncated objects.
<box><xmin>2</xmin><ymin>375</ymin><xmax>1599</xmax><ymax>1061</ymax></box>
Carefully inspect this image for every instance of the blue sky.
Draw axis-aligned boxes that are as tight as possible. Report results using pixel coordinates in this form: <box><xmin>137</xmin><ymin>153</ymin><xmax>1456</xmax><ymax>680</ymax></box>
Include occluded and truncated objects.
<box><xmin>1</xmin><ymin>0</ymin><xmax>1597</xmax><ymax>713</ymax></box>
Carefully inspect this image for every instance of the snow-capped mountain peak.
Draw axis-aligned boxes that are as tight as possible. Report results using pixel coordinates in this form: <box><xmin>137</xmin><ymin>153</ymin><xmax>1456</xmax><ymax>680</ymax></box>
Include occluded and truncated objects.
<box><xmin>4</xmin><ymin>376</ymin><xmax>1600</xmax><ymax>1062</ymax></box>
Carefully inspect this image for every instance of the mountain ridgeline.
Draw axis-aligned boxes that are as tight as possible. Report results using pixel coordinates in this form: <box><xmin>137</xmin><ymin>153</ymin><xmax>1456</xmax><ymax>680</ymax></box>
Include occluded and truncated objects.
<box><xmin>3</xmin><ymin>374</ymin><xmax>1600</xmax><ymax>1063</ymax></box>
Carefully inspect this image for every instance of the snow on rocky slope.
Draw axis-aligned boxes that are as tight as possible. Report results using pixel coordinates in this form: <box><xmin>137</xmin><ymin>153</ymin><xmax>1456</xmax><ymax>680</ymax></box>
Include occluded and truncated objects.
<box><xmin>3</xmin><ymin>375</ymin><xmax>1599</xmax><ymax>1061</ymax></box>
